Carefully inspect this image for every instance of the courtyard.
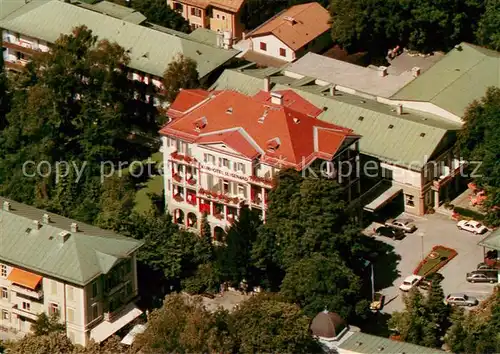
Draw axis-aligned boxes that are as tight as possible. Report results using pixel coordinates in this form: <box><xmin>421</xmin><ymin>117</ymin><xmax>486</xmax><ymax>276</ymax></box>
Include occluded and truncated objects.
<box><xmin>368</xmin><ymin>212</ymin><xmax>496</xmax><ymax>314</ymax></box>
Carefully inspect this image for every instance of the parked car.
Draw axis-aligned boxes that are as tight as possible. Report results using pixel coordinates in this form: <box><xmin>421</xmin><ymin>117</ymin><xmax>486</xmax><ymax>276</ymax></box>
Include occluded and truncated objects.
<box><xmin>477</xmin><ymin>262</ymin><xmax>498</xmax><ymax>271</ymax></box>
<box><xmin>370</xmin><ymin>292</ymin><xmax>385</xmax><ymax>312</ymax></box>
<box><xmin>399</xmin><ymin>275</ymin><xmax>423</xmax><ymax>291</ymax></box>
<box><xmin>375</xmin><ymin>226</ymin><xmax>405</xmax><ymax>240</ymax></box>
<box><xmin>457</xmin><ymin>220</ymin><xmax>488</xmax><ymax>234</ymax></box>
<box><xmin>418</xmin><ymin>273</ymin><xmax>444</xmax><ymax>290</ymax></box>
<box><xmin>385</xmin><ymin>218</ymin><xmax>417</xmax><ymax>233</ymax></box>
<box><xmin>444</xmin><ymin>293</ymin><xmax>478</xmax><ymax>307</ymax></box>
<box><xmin>466</xmin><ymin>271</ymin><xmax>498</xmax><ymax>283</ymax></box>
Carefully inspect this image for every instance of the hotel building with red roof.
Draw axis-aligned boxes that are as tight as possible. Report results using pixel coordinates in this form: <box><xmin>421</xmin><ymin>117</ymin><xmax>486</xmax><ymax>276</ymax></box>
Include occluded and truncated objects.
<box><xmin>160</xmin><ymin>88</ymin><xmax>361</xmax><ymax>239</ymax></box>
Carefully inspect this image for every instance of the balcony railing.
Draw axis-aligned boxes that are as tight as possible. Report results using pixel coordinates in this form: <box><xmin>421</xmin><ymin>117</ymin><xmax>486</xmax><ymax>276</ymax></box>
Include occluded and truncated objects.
<box><xmin>249</xmin><ymin>175</ymin><xmax>273</xmax><ymax>187</ymax></box>
<box><xmin>11</xmin><ymin>305</ymin><xmax>38</xmax><ymax>321</ymax></box>
<box><xmin>11</xmin><ymin>284</ymin><xmax>43</xmax><ymax>300</ymax></box>
<box><xmin>170</xmin><ymin>152</ymin><xmax>197</xmax><ymax>165</ymax></box>
<box><xmin>198</xmin><ymin>188</ymin><xmax>241</xmax><ymax>205</ymax></box>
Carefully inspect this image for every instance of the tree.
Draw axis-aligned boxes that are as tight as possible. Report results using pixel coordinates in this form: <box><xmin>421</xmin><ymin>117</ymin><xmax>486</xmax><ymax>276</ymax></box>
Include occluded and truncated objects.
<box><xmin>132</xmin><ymin>0</ymin><xmax>190</xmax><ymax>32</ymax></box>
<box><xmin>0</xmin><ymin>45</ymin><xmax>10</xmax><ymax>128</ymax></box>
<box><xmin>132</xmin><ymin>293</ymin><xmax>236</xmax><ymax>353</ymax></box>
<box><xmin>200</xmin><ymin>212</ymin><xmax>211</xmax><ymax>244</ymax></box>
<box><xmin>457</xmin><ymin>87</ymin><xmax>500</xmax><ymax>225</ymax></box>
<box><xmin>162</xmin><ymin>54</ymin><xmax>199</xmax><ymax>103</ymax></box>
<box><xmin>216</xmin><ymin>207</ymin><xmax>262</xmax><ymax>288</ymax></box>
<box><xmin>280</xmin><ymin>252</ymin><xmax>367</xmax><ymax>319</ymax></box>
<box><xmin>6</xmin><ymin>332</ymin><xmax>74</xmax><ymax>354</ymax></box>
<box><xmin>31</xmin><ymin>313</ymin><xmax>65</xmax><ymax>336</ymax></box>
<box><xmin>232</xmin><ymin>293</ymin><xmax>322</xmax><ymax>354</ymax></box>
<box><xmin>476</xmin><ymin>0</ymin><xmax>500</xmax><ymax>51</ymax></box>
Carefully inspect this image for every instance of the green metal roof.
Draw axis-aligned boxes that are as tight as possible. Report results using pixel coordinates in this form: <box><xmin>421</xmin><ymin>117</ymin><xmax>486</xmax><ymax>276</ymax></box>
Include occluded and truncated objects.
<box><xmin>75</xmin><ymin>1</ymin><xmax>147</xmax><ymax>24</ymax></box>
<box><xmin>211</xmin><ymin>68</ymin><xmax>461</xmax><ymax>169</ymax></box>
<box><xmin>0</xmin><ymin>0</ymin><xmax>49</xmax><ymax>21</ymax></box>
<box><xmin>392</xmin><ymin>43</ymin><xmax>500</xmax><ymax>117</ymax></box>
<box><xmin>0</xmin><ymin>198</ymin><xmax>143</xmax><ymax>286</ymax></box>
<box><xmin>478</xmin><ymin>229</ymin><xmax>500</xmax><ymax>250</ymax></box>
<box><xmin>188</xmin><ymin>28</ymin><xmax>219</xmax><ymax>47</ymax></box>
<box><xmin>338</xmin><ymin>331</ymin><xmax>444</xmax><ymax>354</ymax></box>
<box><xmin>0</xmin><ymin>0</ymin><xmax>239</xmax><ymax>78</ymax></box>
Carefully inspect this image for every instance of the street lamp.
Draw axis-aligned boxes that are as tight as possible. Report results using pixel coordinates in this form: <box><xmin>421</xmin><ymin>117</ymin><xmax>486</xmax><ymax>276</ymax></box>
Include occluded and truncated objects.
<box><xmin>418</xmin><ymin>231</ymin><xmax>425</xmax><ymax>261</ymax></box>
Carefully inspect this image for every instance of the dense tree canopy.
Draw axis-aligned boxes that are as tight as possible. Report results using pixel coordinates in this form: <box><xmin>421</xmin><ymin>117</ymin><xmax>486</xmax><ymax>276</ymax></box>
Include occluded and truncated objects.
<box><xmin>162</xmin><ymin>54</ymin><xmax>199</xmax><ymax>103</ymax></box>
<box><xmin>132</xmin><ymin>0</ymin><xmax>190</xmax><ymax>32</ymax></box>
<box><xmin>457</xmin><ymin>87</ymin><xmax>500</xmax><ymax>225</ymax></box>
<box><xmin>475</xmin><ymin>0</ymin><xmax>500</xmax><ymax>51</ymax></box>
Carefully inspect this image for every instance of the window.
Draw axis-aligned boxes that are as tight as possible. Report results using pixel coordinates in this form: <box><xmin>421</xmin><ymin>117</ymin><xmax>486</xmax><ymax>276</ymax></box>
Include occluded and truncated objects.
<box><xmin>49</xmin><ymin>303</ymin><xmax>59</xmax><ymax>316</ymax></box>
<box><xmin>216</xmin><ymin>14</ymin><xmax>220</xmax><ymax>19</ymax></box>
<box><xmin>173</xmin><ymin>2</ymin><xmax>183</xmax><ymax>11</ymax></box>
<box><xmin>279</xmin><ymin>48</ymin><xmax>286</xmax><ymax>57</ymax></box>
<box><xmin>67</xmin><ymin>286</ymin><xmax>74</xmax><ymax>301</ymax></box>
<box><xmin>51</xmin><ymin>281</ymin><xmax>57</xmax><ymax>295</ymax></box>
<box><xmin>190</xmin><ymin>7</ymin><xmax>202</xmax><ymax>17</ymax></box>
<box><xmin>222</xmin><ymin>15</ymin><xmax>225</xmax><ymax>20</ymax></box>
<box><xmin>16</xmin><ymin>51</ymin><xmax>25</xmax><ymax>61</ymax></box>
<box><xmin>1</xmin><ymin>287</ymin><xmax>8</xmax><ymax>299</ymax></box>
<box><xmin>219</xmin><ymin>158</ymin><xmax>230</xmax><ymax>169</ymax></box>
<box><xmin>237</xmin><ymin>184</ymin><xmax>247</xmax><ymax>197</ymax></box>
<box><xmin>125</xmin><ymin>260</ymin><xmax>132</xmax><ymax>274</ymax></box>
<box><xmin>67</xmin><ymin>308</ymin><xmax>75</xmax><ymax>323</ymax></box>
<box><xmin>204</xmin><ymin>153</ymin><xmax>215</xmax><ymax>165</ymax></box>
<box><xmin>260</xmin><ymin>42</ymin><xmax>267</xmax><ymax>51</ymax></box>
<box><xmin>234</xmin><ymin>162</ymin><xmax>245</xmax><ymax>174</ymax></box>
<box><xmin>1</xmin><ymin>310</ymin><xmax>8</xmax><ymax>320</ymax></box>
<box><xmin>405</xmin><ymin>194</ymin><xmax>415</xmax><ymax>207</ymax></box>
<box><xmin>22</xmin><ymin>302</ymin><xmax>30</xmax><ymax>311</ymax></box>
<box><xmin>126</xmin><ymin>282</ymin><xmax>133</xmax><ymax>297</ymax></box>
<box><xmin>223</xmin><ymin>180</ymin><xmax>230</xmax><ymax>194</ymax></box>
<box><xmin>91</xmin><ymin>303</ymin><xmax>99</xmax><ymax>320</ymax></box>
<box><xmin>0</xmin><ymin>265</ymin><xmax>6</xmax><ymax>278</ymax></box>
<box><xmin>92</xmin><ymin>281</ymin><xmax>98</xmax><ymax>298</ymax></box>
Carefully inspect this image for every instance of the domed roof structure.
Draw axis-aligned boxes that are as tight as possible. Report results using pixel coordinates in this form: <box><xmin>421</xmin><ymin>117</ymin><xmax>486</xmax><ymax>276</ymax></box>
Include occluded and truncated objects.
<box><xmin>310</xmin><ymin>310</ymin><xmax>347</xmax><ymax>340</ymax></box>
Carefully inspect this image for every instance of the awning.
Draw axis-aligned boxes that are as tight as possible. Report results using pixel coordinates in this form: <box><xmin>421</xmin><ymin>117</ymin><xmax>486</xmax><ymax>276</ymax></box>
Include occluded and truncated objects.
<box><xmin>364</xmin><ymin>186</ymin><xmax>403</xmax><ymax>212</ymax></box>
<box><xmin>7</xmin><ymin>268</ymin><xmax>42</xmax><ymax>290</ymax></box>
<box><xmin>121</xmin><ymin>324</ymin><xmax>147</xmax><ymax>345</ymax></box>
<box><xmin>90</xmin><ymin>303</ymin><xmax>142</xmax><ymax>343</ymax></box>
<box><xmin>478</xmin><ymin>229</ymin><xmax>500</xmax><ymax>251</ymax></box>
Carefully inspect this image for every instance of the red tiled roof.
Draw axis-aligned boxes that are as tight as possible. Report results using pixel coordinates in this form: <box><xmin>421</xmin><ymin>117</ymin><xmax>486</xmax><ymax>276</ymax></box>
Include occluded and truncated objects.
<box><xmin>253</xmin><ymin>90</ymin><xmax>324</xmax><ymax>117</ymax></box>
<box><xmin>167</xmin><ymin>89</ymin><xmax>211</xmax><ymax>119</ymax></box>
<box><xmin>160</xmin><ymin>89</ymin><xmax>359</xmax><ymax>170</ymax></box>
<box><xmin>247</xmin><ymin>2</ymin><xmax>330</xmax><ymax>51</ymax></box>
<box><xmin>174</xmin><ymin>0</ymin><xmax>245</xmax><ymax>12</ymax></box>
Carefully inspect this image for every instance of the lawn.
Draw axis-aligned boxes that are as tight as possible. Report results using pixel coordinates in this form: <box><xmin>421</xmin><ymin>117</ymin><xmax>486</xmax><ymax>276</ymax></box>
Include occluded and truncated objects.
<box><xmin>131</xmin><ymin>152</ymin><xmax>164</xmax><ymax>214</ymax></box>
<box><xmin>414</xmin><ymin>245</ymin><xmax>458</xmax><ymax>277</ymax></box>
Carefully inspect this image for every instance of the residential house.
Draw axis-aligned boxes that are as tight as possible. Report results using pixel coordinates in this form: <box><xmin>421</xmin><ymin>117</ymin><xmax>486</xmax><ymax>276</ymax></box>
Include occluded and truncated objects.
<box><xmin>210</xmin><ymin>66</ymin><xmax>465</xmax><ymax>216</ymax></box>
<box><xmin>167</xmin><ymin>0</ymin><xmax>246</xmax><ymax>39</ymax></box>
<box><xmin>0</xmin><ymin>0</ymin><xmax>239</xmax><ymax>102</ymax></box>
<box><xmin>0</xmin><ymin>199</ymin><xmax>143</xmax><ymax>346</ymax></box>
<box><xmin>159</xmin><ymin>88</ymin><xmax>361</xmax><ymax>239</ymax></box>
<box><xmin>245</xmin><ymin>2</ymin><xmax>331</xmax><ymax>62</ymax></box>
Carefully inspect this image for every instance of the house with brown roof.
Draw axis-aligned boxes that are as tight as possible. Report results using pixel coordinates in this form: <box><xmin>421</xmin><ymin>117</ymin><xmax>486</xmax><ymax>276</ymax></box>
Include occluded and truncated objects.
<box><xmin>167</xmin><ymin>0</ymin><xmax>246</xmax><ymax>39</ymax></box>
<box><xmin>246</xmin><ymin>2</ymin><xmax>332</xmax><ymax>62</ymax></box>
<box><xmin>159</xmin><ymin>87</ymin><xmax>361</xmax><ymax>240</ymax></box>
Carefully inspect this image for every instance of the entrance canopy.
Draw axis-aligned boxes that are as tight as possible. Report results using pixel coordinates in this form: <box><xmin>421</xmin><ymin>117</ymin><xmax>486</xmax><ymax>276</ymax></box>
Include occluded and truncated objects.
<box><xmin>7</xmin><ymin>268</ymin><xmax>42</xmax><ymax>290</ymax></box>
<box><xmin>478</xmin><ymin>229</ymin><xmax>500</xmax><ymax>251</ymax></box>
<box><xmin>363</xmin><ymin>184</ymin><xmax>403</xmax><ymax>212</ymax></box>
<box><xmin>90</xmin><ymin>303</ymin><xmax>142</xmax><ymax>343</ymax></box>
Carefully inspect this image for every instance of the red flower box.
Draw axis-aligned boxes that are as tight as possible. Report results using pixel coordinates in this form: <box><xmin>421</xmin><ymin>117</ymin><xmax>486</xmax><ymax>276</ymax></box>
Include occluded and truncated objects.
<box><xmin>187</xmin><ymin>178</ymin><xmax>196</xmax><ymax>185</ymax></box>
<box><xmin>173</xmin><ymin>194</ymin><xmax>183</xmax><ymax>202</ymax></box>
<box><xmin>214</xmin><ymin>213</ymin><xmax>223</xmax><ymax>220</ymax></box>
<box><xmin>172</xmin><ymin>173</ymin><xmax>182</xmax><ymax>182</ymax></box>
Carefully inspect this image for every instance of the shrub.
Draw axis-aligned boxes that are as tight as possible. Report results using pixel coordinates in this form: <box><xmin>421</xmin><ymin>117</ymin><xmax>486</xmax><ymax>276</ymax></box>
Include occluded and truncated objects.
<box><xmin>453</xmin><ymin>206</ymin><xmax>485</xmax><ymax>221</ymax></box>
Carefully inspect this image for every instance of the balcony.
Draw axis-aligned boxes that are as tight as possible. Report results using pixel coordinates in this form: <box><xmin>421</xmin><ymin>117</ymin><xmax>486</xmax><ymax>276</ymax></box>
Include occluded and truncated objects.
<box><xmin>172</xmin><ymin>173</ymin><xmax>183</xmax><ymax>183</ymax></box>
<box><xmin>11</xmin><ymin>304</ymin><xmax>38</xmax><ymax>321</ymax></box>
<box><xmin>4</xmin><ymin>61</ymin><xmax>25</xmax><ymax>72</ymax></box>
<box><xmin>3</xmin><ymin>41</ymin><xmax>39</xmax><ymax>55</ymax></box>
<box><xmin>11</xmin><ymin>284</ymin><xmax>43</xmax><ymax>300</ymax></box>
<box><xmin>249</xmin><ymin>175</ymin><xmax>273</xmax><ymax>188</ymax></box>
<box><xmin>170</xmin><ymin>151</ymin><xmax>197</xmax><ymax>165</ymax></box>
<box><xmin>198</xmin><ymin>188</ymin><xmax>241</xmax><ymax>206</ymax></box>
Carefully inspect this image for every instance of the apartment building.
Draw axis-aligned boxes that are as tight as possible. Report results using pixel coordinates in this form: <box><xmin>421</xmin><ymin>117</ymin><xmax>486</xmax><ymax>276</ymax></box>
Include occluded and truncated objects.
<box><xmin>160</xmin><ymin>88</ymin><xmax>361</xmax><ymax>239</ymax></box>
<box><xmin>0</xmin><ymin>0</ymin><xmax>238</xmax><ymax>99</ymax></box>
<box><xmin>167</xmin><ymin>0</ymin><xmax>245</xmax><ymax>39</ymax></box>
<box><xmin>0</xmin><ymin>199</ymin><xmax>143</xmax><ymax>346</ymax></box>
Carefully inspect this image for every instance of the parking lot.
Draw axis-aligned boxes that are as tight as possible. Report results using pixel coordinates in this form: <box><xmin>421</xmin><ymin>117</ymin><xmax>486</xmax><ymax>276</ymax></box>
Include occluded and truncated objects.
<box><xmin>367</xmin><ymin>212</ymin><xmax>496</xmax><ymax>313</ymax></box>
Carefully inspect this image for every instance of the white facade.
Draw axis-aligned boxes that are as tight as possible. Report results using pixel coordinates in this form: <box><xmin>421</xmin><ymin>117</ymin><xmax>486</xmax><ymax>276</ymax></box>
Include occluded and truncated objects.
<box><xmin>0</xmin><ymin>255</ymin><xmax>139</xmax><ymax>346</ymax></box>
<box><xmin>250</xmin><ymin>34</ymin><xmax>295</xmax><ymax>62</ymax></box>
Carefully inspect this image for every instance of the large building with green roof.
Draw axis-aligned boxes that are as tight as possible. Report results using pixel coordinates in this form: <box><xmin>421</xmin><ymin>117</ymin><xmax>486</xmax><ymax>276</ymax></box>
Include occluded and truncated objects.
<box><xmin>211</xmin><ymin>66</ymin><xmax>464</xmax><ymax>216</ymax></box>
<box><xmin>0</xmin><ymin>0</ymin><xmax>239</xmax><ymax>82</ymax></box>
<box><xmin>0</xmin><ymin>198</ymin><xmax>143</xmax><ymax>346</ymax></box>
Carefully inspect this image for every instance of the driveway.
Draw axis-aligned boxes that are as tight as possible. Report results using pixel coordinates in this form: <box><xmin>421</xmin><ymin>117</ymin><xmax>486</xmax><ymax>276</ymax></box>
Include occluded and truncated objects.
<box><xmin>368</xmin><ymin>213</ymin><xmax>496</xmax><ymax>314</ymax></box>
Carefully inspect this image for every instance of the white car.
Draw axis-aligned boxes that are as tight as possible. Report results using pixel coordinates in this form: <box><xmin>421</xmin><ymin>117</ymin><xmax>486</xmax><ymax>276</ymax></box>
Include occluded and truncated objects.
<box><xmin>457</xmin><ymin>220</ymin><xmax>488</xmax><ymax>234</ymax></box>
<box><xmin>399</xmin><ymin>275</ymin><xmax>423</xmax><ymax>292</ymax></box>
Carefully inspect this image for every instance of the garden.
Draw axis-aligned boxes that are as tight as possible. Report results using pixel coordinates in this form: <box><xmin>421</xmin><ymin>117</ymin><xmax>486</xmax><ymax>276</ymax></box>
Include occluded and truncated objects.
<box><xmin>414</xmin><ymin>245</ymin><xmax>458</xmax><ymax>277</ymax></box>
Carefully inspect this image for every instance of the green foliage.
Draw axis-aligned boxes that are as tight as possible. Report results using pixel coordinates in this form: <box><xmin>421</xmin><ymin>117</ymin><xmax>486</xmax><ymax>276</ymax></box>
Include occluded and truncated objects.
<box><xmin>0</xmin><ymin>47</ymin><xmax>10</xmax><ymax>129</ymax></box>
<box><xmin>330</xmin><ymin>0</ymin><xmax>484</xmax><ymax>54</ymax></box>
<box><xmin>133</xmin><ymin>0</ymin><xmax>190</xmax><ymax>32</ymax></box>
<box><xmin>7</xmin><ymin>332</ymin><xmax>74</xmax><ymax>354</ymax></box>
<box><xmin>388</xmin><ymin>284</ymin><xmax>451</xmax><ymax>348</ymax></box>
<box><xmin>31</xmin><ymin>313</ymin><xmax>65</xmax><ymax>336</ymax></box>
<box><xmin>476</xmin><ymin>0</ymin><xmax>500</xmax><ymax>51</ymax></box>
<box><xmin>457</xmin><ymin>87</ymin><xmax>500</xmax><ymax>225</ymax></box>
<box><xmin>162</xmin><ymin>54</ymin><xmax>199</xmax><ymax>102</ymax></box>
<box><xmin>200</xmin><ymin>212</ymin><xmax>212</xmax><ymax>245</ymax></box>
<box><xmin>445</xmin><ymin>288</ymin><xmax>500</xmax><ymax>353</ymax></box>
<box><xmin>453</xmin><ymin>206</ymin><xmax>485</xmax><ymax>221</ymax></box>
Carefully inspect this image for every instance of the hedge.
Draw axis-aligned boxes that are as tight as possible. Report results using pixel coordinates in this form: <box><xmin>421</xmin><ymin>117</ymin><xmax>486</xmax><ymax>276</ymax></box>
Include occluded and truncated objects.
<box><xmin>453</xmin><ymin>206</ymin><xmax>485</xmax><ymax>221</ymax></box>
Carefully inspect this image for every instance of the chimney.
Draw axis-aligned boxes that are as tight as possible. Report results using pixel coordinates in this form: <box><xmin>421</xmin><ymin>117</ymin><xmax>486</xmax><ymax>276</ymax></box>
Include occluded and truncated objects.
<box><xmin>263</xmin><ymin>76</ymin><xmax>270</xmax><ymax>92</ymax></box>
<box><xmin>59</xmin><ymin>231</ymin><xmax>71</xmax><ymax>244</ymax></box>
<box><xmin>396</xmin><ymin>104</ymin><xmax>403</xmax><ymax>115</ymax></box>
<box><xmin>242</xmin><ymin>32</ymin><xmax>246</xmax><ymax>40</ymax></box>
<box><xmin>43</xmin><ymin>213</ymin><xmax>51</xmax><ymax>224</ymax></box>
<box><xmin>222</xmin><ymin>31</ymin><xmax>233</xmax><ymax>50</ymax></box>
<box><xmin>270</xmin><ymin>92</ymin><xmax>283</xmax><ymax>105</ymax></box>
<box><xmin>329</xmin><ymin>86</ymin><xmax>336</xmax><ymax>96</ymax></box>
<box><xmin>33</xmin><ymin>220</ymin><xmax>42</xmax><ymax>230</ymax></box>
<box><xmin>2</xmin><ymin>201</ymin><xmax>10</xmax><ymax>211</ymax></box>
<box><xmin>412</xmin><ymin>66</ymin><xmax>421</xmax><ymax>77</ymax></box>
<box><xmin>378</xmin><ymin>66</ymin><xmax>388</xmax><ymax>77</ymax></box>
<box><xmin>70</xmin><ymin>222</ymin><xmax>79</xmax><ymax>233</ymax></box>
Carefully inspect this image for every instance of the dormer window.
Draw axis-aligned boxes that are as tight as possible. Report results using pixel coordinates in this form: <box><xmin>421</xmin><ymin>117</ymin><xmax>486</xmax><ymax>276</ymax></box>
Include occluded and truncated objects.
<box><xmin>266</xmin><ymin>137</ymin><xmax>281</xmax><ymax>152</ymax></box>
<box><xmin>194</xmin><ymin>116</ymin><xmax>207</xmax><ymax>131</ymax></box>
